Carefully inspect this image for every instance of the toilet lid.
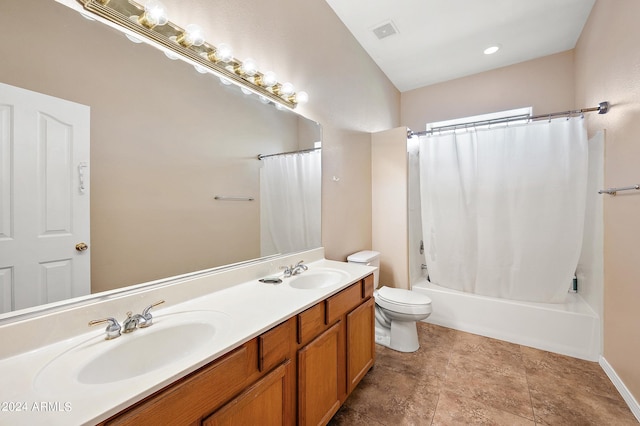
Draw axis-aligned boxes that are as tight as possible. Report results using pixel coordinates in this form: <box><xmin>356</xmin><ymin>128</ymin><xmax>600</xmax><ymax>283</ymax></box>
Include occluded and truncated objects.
<box><xmin>376</xmin><ymin>286</ymin><xmax>431</xmax><ymax>306</ymax></box>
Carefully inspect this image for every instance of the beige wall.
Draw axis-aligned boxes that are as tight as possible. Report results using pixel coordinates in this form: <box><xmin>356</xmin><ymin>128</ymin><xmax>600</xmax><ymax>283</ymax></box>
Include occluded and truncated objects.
<box><xmin>401</xmin><ymin>50</ymin><xmax>575</xmax><ymax>131</ymax></box>
<box><xmin>575</xmin><ymin>0</ymin><xmax>640</xmax><ymax>403</ymax></box>
<box><xmin>372</xmin><ymin>127</ymin><xmax>410</xmax><ymax>289</ymax></box>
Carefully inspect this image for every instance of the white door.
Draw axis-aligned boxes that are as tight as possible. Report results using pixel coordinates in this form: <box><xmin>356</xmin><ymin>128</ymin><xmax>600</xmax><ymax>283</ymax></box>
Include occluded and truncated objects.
<box><xmin>0</xmin><ymin>82</ymin><xmax>90</xmax><ymax>314</ymax></box>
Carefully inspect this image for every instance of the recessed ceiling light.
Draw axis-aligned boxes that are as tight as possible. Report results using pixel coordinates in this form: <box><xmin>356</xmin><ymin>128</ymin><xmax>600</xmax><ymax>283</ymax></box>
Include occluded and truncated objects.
<box><xmin>483</xmin><ymin>45</ymin><xmax>501</xmax><ymax>55</ymax></box>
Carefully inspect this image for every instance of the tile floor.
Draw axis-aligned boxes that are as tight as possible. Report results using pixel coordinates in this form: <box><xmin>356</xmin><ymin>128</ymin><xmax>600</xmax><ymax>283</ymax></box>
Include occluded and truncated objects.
<box><xmin>330</xmin><ymin>322</ymin><xmax>638</xmax><ymax>425</ymax></box>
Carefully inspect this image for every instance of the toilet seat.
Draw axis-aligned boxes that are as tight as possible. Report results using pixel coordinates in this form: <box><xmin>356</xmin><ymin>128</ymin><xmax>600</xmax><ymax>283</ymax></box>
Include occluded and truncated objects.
<box><xmin>374</xmin><ymin>286</ymin><xmax>432</xmax><ymax>316</ymax></box>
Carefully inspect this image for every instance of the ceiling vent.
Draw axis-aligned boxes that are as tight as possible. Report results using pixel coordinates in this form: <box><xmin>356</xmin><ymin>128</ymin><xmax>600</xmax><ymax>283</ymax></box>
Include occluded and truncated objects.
<box><xmin>372</xmin><ymin>21</ymin><xmax>398</xmax><ymax>40</ymax></box>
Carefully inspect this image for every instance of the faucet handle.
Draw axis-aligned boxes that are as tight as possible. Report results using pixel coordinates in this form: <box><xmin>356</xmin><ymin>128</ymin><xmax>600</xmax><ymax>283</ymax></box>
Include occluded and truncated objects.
<box><xmin>139</xmin><ymin>300</ymin><xmax>165</xmax><ymax>328</ymax></box>
<box><xmin>88</xmin><ymin>317</ymin><xmax>121</xmax><ymax>340</ymax></box>
<box><xmin>295</xmin><ymin>260</ymin><xmax>308</xmax><ymax>270</ymax></box>
<box><xmin>280</xmin><ymin>265</ymin><xmax>293</xmax><ymax>277</ymax></box>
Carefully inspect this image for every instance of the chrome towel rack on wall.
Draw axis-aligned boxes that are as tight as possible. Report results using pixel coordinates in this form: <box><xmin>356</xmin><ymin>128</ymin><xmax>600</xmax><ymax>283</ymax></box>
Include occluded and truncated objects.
<box><xmin>598</xmin><ymin>184</ymin><xmax>640</xmax><ymax>196</ymax></box>
<box><xmin>214</xmin><ymin>196</ymin><xmax>255</xmax><ymax>201</ymax></box>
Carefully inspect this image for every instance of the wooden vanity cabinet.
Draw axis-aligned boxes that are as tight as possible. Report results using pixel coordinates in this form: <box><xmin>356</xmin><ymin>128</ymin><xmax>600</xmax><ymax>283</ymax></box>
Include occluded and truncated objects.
<box><xmin>101</xmin><ymin>274</ymin><xmax>374</xmax><ymax>426</ymax></box>
<box><xmin>297</xmin><ymin>273</ymin><xmax>375</xmax><ymax>425</ymax></box>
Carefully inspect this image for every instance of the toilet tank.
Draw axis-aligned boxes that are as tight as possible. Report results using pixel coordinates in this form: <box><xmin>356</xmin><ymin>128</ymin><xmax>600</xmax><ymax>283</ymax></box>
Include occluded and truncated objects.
<box><xmin>347</xmin><ymin>251</ymin><xmax>380</xmax><ymax>288</ymax></box>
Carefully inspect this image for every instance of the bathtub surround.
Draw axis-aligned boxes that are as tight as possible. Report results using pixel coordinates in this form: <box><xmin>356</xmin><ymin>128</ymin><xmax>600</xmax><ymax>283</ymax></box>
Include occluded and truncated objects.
<box><xmin>413</xmin><ymin>279</ymin><xmax>600</xmax><ymax>361</ymax></box>
<box><xmin>406</xmin><ymin>121</ymin><xmax>603</xmax><ymax>361</ymax></box>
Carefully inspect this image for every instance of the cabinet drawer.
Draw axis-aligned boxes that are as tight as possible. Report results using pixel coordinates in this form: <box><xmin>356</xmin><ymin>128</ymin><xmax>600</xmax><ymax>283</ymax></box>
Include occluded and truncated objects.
<box><xmin>297</xmin><ymin>302</ymin><xmax>326</xmax><ymax>346</ymax></box>
<box><xmin>325</xmin><ymin>282</ymin><xmax>361</xmax><ymax>325</ymax></box>
<box><xmin>362</xmin><ymin>274</ymin><xmax>374</xmax><ymax>299</ymax></box>
<box><xmin>259</xmin><ymin>318</ymin><xmax>294</xmax><ymax>372</ymax></box>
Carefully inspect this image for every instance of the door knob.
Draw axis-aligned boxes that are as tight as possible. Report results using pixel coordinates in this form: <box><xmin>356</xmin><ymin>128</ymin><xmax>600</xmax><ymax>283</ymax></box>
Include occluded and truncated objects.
<box><xmin>75</xmin><ymin>242</ymin><xmax>89</xmax><ymax>252</ymax></box>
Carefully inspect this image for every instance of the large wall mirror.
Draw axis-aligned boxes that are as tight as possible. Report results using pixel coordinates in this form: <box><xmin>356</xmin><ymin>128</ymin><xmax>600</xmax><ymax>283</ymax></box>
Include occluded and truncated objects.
<box><xmin>0</xmin><ymin>0</ymin><xmax>321</xmax><ymax>321</ymax></box>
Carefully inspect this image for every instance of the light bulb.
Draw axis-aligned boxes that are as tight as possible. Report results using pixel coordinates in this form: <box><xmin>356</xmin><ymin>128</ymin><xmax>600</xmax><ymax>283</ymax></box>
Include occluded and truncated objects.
<box><xmin>262</xmin><ymin>71</ymin><xmax>277</xmax><ymax>88</ymax></box>
<box><xmin>220</xmin><ymin>77</ymin><xmax>232</xmax><ymax>85</ymax></box>
<box><xmin>125</xmin><ymin>33</ymin><xmax>143</xmax><ymax>44</ymax></box>
<box><xmin>280</xmin><ymin>82</ymin><xmax>295</xmax><ymax>97</ymax></box>
<box><xmin>294</xmin><ymin>91</ymin><xmax>309</xmax><ymax>104</ymax></box>
<box><xmin>177</xmin><ymin>24</ymin><xmax>205</xmax><ymax>47</ymax></box>
<box><xmin>139</xmin><ymin>0</ymin><xmax>168</xmax><ymax>28</ymax></box>
<box><xmin>164</xmin><ymin>50</ymin><xmax>179</xmax><ymax>60</ymax></box>
<box><xmin>193</xmin><ymin>64</ymin><xmax>208</xmax><ymax>74</ymax></box>
<box><xmin>259</xmin><ymin>96</ymin><xmax>270</xmax><ymax>104</ymax></box>
<box><xmin>239</xmin><ymin>58</ymin><xmax>258</xmax><ymax>77</ymax></box>
<box><xmin>210</xmin><ymin>43</ymin><xmax>233</xmax><ymax>63</ymax></box>
<box><xmin>241</xmin><ymin>87</ymin><xmax>253</xmax><ymax>95</ymax></box>
<box><xmin>79</xmin><ymin>11</ymin><xmax>95</xmax><ymax>21</ymax></box>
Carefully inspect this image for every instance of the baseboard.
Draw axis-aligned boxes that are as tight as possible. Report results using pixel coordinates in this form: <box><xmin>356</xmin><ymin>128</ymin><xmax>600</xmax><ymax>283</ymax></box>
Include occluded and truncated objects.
<box><xmin>599</xmin><ymin>355</ymin><xmax>640</xmax><ymax>422</ymax></box>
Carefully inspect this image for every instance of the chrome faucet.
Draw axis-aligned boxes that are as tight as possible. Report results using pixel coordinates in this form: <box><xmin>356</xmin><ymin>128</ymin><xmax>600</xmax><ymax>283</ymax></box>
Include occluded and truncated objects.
<box><xmin>122</xmin><ymin>311</ymin><xmax>144</xmax><ymax>333</ymax></box>
<box><xmin>291</xmin><ymin>260</ymin><xmax>308</xmax><ymax>275</ymax></box>
<box><xmin>123</xmin><ymin>300</ymin><xmax>165</xmax><ymax>332</ymax></box>
<box><xmin>90</xmin><ymin>300</ymin><xmax>165</xmax><ymax>338</ymax></box>
<box><xmin>88</xmin><ymin>317</ymin><xmax>122</xmax><ymax>340</ymax></box>
<box><xmin>281</xmin><ymin>260</ymin><xmax>307</xmax><ymax>277</ymax></box>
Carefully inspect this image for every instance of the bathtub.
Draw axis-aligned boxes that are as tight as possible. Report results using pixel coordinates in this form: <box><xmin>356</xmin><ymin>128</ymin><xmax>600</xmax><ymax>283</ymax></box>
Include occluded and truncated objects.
<box><xmin>412</xmin><ymin>279</ymin><xmax>601</xmax><ymax>361</ymax></box>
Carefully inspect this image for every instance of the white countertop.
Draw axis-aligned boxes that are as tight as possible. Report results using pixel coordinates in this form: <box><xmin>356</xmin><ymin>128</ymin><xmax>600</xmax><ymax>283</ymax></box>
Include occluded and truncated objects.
<box><xmin>0</xmin><ymin>252</ymin><xmax>375</xmax><ymax>425</ymax></box>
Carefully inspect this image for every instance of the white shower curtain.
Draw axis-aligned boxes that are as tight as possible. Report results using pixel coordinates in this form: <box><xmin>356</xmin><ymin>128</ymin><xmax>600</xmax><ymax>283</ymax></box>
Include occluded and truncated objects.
<box><xmin>419</xmin><ymin>118</ymin><xmax>588</xmax><ymax>303</ymax></box>
<box><xmin>261</xmin><ymin>150</ymin><xmax>321</xmax><ymax>254</ymax></box>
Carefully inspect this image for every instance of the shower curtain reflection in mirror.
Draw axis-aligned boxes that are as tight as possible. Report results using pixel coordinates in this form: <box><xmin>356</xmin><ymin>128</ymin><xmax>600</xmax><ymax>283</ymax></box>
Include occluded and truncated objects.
<box><xmin>260</xmin><ymin>150</ymin><xmax>321</xmax><ymax>255</ymax></box>
<box><xmin>418</xmin><ymin>118</ymin><xmax>588</xmax><ymax>303</ymax></box>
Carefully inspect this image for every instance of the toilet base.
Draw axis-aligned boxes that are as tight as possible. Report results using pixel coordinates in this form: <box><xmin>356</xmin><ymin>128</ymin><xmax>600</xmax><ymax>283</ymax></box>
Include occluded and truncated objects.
<box><xmin>374</xmin><ymin>319</ymin><xmax>420</xmax><ymax>353</ymax></box>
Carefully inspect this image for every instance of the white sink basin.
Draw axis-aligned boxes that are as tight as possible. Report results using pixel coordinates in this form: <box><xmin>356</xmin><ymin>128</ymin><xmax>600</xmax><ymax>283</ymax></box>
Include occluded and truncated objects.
<box><xmin>288</xmin><ymin>269</ymin><xmax>350</xmax><ymax>289</ymax></box>
<box><xmin>78</xmin><ymin>321</ymin><xmax>214</xmax><ymax>384</ymax></box>
<box><xmin>35</xmin><ymin>310</ymin><xmax>230</xmax><ymax>392</ymax></box>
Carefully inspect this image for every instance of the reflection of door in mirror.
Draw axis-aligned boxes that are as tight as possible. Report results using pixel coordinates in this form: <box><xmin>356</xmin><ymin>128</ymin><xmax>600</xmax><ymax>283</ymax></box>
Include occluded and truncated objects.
<box><xmin>0</xmin><ymin>83</ymin><xmax>90</xmax><ymax>313</ymax></box>
<box><xmin>0</xmin><ymin>0</ymin><xmax>321</xmax><ymax>321</ymax></box>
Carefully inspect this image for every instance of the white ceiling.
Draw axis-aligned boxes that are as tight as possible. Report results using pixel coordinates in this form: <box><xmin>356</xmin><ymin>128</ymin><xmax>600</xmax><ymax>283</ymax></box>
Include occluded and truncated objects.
<box><xmin>324</xmin><ymin>0</ymin><xmax>596</xmax><ymax>92</ymax></box>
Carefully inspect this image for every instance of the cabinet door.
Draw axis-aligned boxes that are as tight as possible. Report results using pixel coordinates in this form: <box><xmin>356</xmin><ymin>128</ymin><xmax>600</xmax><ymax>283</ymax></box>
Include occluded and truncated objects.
<box><xmin>347</xmin><ymin>297</ymin><xmax>375</xmax><ymax>394</ymax></box>
<box><xmin>203</xmin><ymin>361</ymin><xmax>290</xmax><ymax>426</ymax></box>
<box><xmin>298</xmin><ymin>322</ymin><xmax>341</xmax><ymax>426</ymax></box>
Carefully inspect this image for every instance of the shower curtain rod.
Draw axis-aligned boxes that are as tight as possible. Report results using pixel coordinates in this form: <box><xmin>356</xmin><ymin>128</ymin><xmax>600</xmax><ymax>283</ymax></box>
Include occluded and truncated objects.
<box><xmin>408</xmin><ymin>101</ymin><xmax>610</xmax><ymax>137</ymax></box>
<box><xmin>257</xmin><ymin>147</ymin><xmax>320</xmax><ymax>160</ymax></box>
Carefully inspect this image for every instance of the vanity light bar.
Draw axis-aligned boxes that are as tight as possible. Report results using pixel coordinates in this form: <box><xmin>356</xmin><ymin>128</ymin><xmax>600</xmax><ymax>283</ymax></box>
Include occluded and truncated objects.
<box><xmin>77</xmin><ymin>0</ymin><xmax>306</xmax><ymax>109</ymax></box>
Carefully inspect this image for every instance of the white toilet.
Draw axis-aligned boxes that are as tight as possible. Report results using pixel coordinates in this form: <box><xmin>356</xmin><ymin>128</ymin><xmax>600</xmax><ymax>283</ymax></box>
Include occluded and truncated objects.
<box><xmin>347</xmin><ymin>251</ymin><xmax>432</xmax><ymax>353</ymax></box>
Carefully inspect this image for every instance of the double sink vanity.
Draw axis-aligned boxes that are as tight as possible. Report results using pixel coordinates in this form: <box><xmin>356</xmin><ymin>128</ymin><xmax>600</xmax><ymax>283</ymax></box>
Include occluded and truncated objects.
<box><xmin>0</xmin><ymin>248</ymin><xmax>376</xmax><ymax>425</ymax></box>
